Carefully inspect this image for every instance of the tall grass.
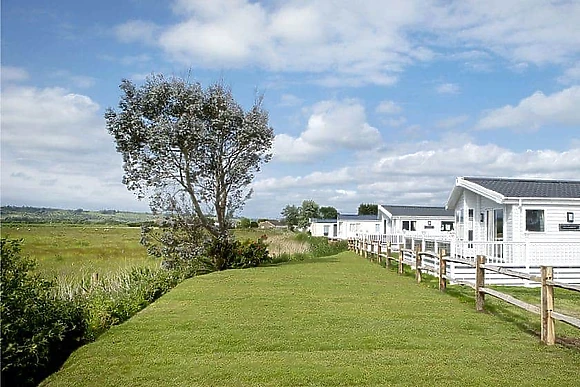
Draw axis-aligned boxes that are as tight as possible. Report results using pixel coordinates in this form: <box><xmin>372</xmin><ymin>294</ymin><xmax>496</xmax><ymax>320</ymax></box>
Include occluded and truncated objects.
<box><xmin>266</xmin><ymin>233</ymin><xmax>310</xmax><ymax>257</ymax></box>
<box><xmin>2</xmin><ymin>225</ymin><xmax>155</xmax><ymax>279</ymax></box>
<box><xmin>267</xmin><ymin>232</ymin><xmax>348</xmax><ymax>263</ymax></box>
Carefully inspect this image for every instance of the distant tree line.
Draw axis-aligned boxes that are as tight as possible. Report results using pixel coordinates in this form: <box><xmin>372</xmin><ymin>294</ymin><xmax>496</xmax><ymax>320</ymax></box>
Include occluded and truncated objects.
<box><xmin>280</xmin><ymin>200</ymin><xmax>338</xmax><ymax>229</ymax></box>
<box><xmin>279</xmin><ymin>201</ymin><xmax>378</xmax><ymax>229</ymax></box>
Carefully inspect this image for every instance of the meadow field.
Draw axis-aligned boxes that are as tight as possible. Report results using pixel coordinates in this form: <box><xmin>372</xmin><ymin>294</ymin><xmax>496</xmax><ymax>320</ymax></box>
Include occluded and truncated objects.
<box><xmin>2</xmin><ymin>224</ymin><xmax>153</xmax><ymax>280</ymax></box>
<box><xmin>41</xmin><ymin>251</ymin><xmax>580</xmax><ymax>386</ymax></box>
<box><xmin>1</xmin><ymin>225</ymin><xmax>313</xmax><ymax>280</ymax></box>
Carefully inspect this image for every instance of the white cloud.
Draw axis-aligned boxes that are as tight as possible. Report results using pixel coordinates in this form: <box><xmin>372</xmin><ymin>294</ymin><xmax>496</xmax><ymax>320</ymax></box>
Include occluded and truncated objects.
<box><xmin>114</xmin><ymin>1</ymin><xmax>580</xmax><ymax>86</ymax></box>
<box><xmin>1</xmin><ymin>85</ymin><xmax>145</xmax><ymax>211</ymax></box>
<box><xmin>115</xmin><ymin>20</ymin><xmax>160</xmax><ymax>44</ymax></box>
<box><xmin>2</xmin><ymin>86</ymin><xmax>104</xmax><ymax>150</ymax></box>
<box><xmin>384</xmin><ymin>116</ymin><xmax>407</xmax><ymax>127</ymax></box>
<box><xmin>435</xmin><ymin>115</ymin><xmax>469</xmax><ymax>129</ymax></box>
<box><xmin>476</xmin><ymin>86</ymin><xmax>580</xmax><ymax>131</ymax></box>
<box><xmin>273</xmin><ymin>99</ymin><xmax>382</xmax><ymax>162</ymax></box>
<box><xmin>376</xmin><ymin>100</ymin><xmax>402</xmax><ymax>115</ymax></box>
<box><xmin>249</xmin><ymin>138</ymin><xmax>580</xmax><ymax>216</ymax></box>
<box><xmin>278</xmin><ymin>93</ymin><xmax>303</xmax><ymax>107</ymax></box>
<box><xmin>558</xmin><ymin>62</ymin><xmax>580</xmax><ymax>84</ymax></box>
<box><xmin>51</xmin><ymin>70</ymin><xmax>96</xmax><ymax>88</ymax></box>
<box><xmin>1</xmin><ymin>66</ymin><xmax>29</xmax><ymax>82</ymax></box>
<box><xmin>426</xmin><ymin>1</ymin><xmax>580</xmax><ymax>65</ymax></box>
<box><xmin>116</xmin><ymin>1</ymin><xmax>428</xmax><ymax>86</ymax></box>
<box><xmin>272</xmin><ymin>134</ymin><xmax>324</xmax><ymax>163</ymax></box>
<box><xmin>436</xmin><ymin>83</ymin><xmax>460</xmax><ymax>94</ymax></box>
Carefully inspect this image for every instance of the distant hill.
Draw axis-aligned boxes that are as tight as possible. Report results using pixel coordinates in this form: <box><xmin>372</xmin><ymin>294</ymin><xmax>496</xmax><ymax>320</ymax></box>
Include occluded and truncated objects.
<box><xmin>0</xmin><ymin>206</ymin><xmax>157</xmax><ymax>225</ymax></box>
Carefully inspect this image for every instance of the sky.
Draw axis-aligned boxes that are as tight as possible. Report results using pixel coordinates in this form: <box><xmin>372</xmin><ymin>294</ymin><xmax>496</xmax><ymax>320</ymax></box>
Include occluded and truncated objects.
<box><xmin>2</xmin><ymin>0</ymin><xmax>580</xmax><ymax>219</ymax></box>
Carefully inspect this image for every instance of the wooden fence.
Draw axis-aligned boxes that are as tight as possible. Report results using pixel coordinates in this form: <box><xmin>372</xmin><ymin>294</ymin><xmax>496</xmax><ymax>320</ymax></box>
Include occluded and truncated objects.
<box><xmin>349</xmin><ymin>238</ymin><xmax>580</xmax><ymax>346</ymax></box>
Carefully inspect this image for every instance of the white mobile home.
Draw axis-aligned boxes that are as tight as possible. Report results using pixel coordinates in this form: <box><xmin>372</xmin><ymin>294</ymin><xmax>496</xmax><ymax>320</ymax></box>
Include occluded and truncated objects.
<box><xmin>337</xmin><ymin>214</ymin><xmax>381</xmax><ymax>240</ymax></box>
<box><xmin>446</xmin><ymin>177</ymin><xmax>580</xmax><ymax>266</ymax></box>
<box><xmin>309</xmin><ymin>218</ymin><xmax>338</xmax><ymax>238</ymax></box>
<box><xmin>378</xmin><ymin>205</ymin><xmax>454</xmax><ymax>235</ymax></box>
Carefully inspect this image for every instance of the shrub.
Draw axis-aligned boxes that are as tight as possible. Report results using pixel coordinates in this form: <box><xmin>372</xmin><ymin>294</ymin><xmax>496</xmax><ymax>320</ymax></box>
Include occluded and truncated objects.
<box><xmin>205</xmin><ymin>235</ymin><xmax>271</xmax><ymax>270</ymax></box>
<box><xmin>140</xmin><ymin>221</ymin><xmax>210</xmax><ymax>272</ymax></box>
<box><xmin>232</xmin><ymin>236</ymin><xmax>271</xmax><ymax>268</ymax></box>
<box><xmin>1</xmin><ymin>238</ymin><xmax>87</xmax><ymax>387</ymax></box>
<box><xmin>309</xmin><ymin>237</ymin><xmax>348</xmax><ymax>257</ymax></box>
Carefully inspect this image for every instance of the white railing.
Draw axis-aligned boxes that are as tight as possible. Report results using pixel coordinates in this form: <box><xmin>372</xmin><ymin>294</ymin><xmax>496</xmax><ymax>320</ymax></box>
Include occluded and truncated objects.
<box><xmin>452</xmin><ymin>241</ymin><xmax>580</xmax><ymax>266</ymax></box>
<box><xmin>357</xmin><ymin>234</ymin><xmax>580</xmax><ymax>267</ymax></box>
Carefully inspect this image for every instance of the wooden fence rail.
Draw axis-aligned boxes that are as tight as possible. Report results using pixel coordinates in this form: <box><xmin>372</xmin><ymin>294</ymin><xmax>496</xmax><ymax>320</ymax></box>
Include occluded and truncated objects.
<box><xmin>349</xmin><ymin>238</ymin><xmax>580</xmax><ymax>346</ymax></box>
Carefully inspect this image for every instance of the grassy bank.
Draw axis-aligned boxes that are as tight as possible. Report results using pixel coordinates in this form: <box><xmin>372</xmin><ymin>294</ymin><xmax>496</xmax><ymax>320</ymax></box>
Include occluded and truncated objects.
<box><xmin>42</xmin><ymin>252</ymin><xmax>580</xmax><ymax>386</ymax></box>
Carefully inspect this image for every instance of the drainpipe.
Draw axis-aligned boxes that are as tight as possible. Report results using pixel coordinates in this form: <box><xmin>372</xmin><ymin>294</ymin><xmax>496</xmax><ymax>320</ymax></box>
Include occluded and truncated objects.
<box><xmin>518</xmin><ymin>198</ymin><xmax>523</xmax><ymax>242</ymax></box>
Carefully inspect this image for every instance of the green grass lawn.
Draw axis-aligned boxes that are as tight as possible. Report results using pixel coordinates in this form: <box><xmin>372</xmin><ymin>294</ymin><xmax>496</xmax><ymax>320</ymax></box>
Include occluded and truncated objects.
<box><xmin>42</xmin><ymin>252</ymin><xmax>580</xmax><ymax>387</ymax></box>
<box><xmin>1</xmin><ymin>225</ymin><xmax>155</xmax><ymax>279</ymax></box>
<box><xmin>376</xmin><ymin>255</ymin><xmax>580</xmax><ymax>341</ymax></box>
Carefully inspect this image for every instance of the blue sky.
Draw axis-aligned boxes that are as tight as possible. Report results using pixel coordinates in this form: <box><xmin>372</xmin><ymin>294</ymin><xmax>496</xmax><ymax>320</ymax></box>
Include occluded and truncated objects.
<box><xmin>2</xmin><ymin>0</ymin><xmax>580</xmax><ymax>218</ymax></box>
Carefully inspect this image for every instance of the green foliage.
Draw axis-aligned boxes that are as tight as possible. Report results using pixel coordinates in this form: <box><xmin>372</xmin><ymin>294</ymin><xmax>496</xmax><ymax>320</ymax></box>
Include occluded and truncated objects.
<box><xmin>300</xmin><ymin>234</ymin><xmax>348</xmax><ymax>257</ymax></box>
<box><xmin>358</xmin><ymin>203</ymin><xmax>378</xmax><ymax>216</ymax></box>
<box><xmin>237</xmin><ymin>217</ymin><xmax>251</xmax><ymax>228</ymax></box>
<box><xmin>298</xmin><ymin>200</ymin><xmax>320</xmax><ymax>228</ymax></box>
<box><xmin>140</xmin><ymin>219</ymin><xmax>209</xmax><ymax>272</ymax></box>
<box><xmin>1</xmin><ymin>238</ymin><xmax>87</xmax><ymax>387</ymax></box>
<box><xmin>204</xmin><ymin>236</ymin><xmax>271</xmax><ymax>270</ymax></box>
<box><xmin>281</xmin><ymin>204</ymin><xmax>300</xmax><ymax>227</ymax></box>
<box><xmin>319</xmin><ymin>206</ymin><xmax>338</xmax><ymax>219</ymax></box>
<box><xmin>105</xmin><ymin>75</ymin><xmax>274</xmax><ymax>237</ymax></box>
<box><xmin>76</xmin><ymin>267</ymin><xmax>189</xmax><ymax>339</ymax></box>
<box><xmin>235</xmin><ymin>237</ymin><xmax>270</xmax><ymax>268</ymax></box>
<box><xmin>282</xmin><ymin>200</ymin><xmax>323</xmax><ymax>229</ymax></box>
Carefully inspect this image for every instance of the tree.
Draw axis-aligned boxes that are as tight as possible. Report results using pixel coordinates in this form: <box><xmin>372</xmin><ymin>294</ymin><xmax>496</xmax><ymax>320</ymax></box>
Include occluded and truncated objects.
<box><xmin>358</xmin><ymin>203</ymin><xmax>378</xmax><ymax>216</ymax></box>
<box><xmin>298</xmin><ymin>200</ymin><xmax>319</xmax><ymax>228</ymax></box>
<box><xmin>319</xmin><ymin>206</ymin><xmax>337</xmax><ymax>219</ymax></box>
<box><xmin>238</xmin><ymin>217</ymin><xmax>251</xmax><ymax>228</ymax></box>
<box><xmin>281</xmin><ymin>205</ymin><xmax>300</xmax><ymax>227</ymax></box>
<box><xmin>105</xmin><ymin>75</ymin><xmax>274</xmax><ymax>239</ymax></box>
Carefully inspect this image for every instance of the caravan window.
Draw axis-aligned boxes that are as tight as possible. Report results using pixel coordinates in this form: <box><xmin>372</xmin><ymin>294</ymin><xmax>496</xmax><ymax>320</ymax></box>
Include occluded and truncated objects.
<box><xmin>456</xmin><ymin>209</ymin><xmax>464</xmax><ymax>223</ymax></box>
<box><xmin>526</xmin><ymin>210</ymin><xmax>545</xmax><ymax>232</ymax></box>
<box><xmin>441</xmin><ymin>221</ymin><xmax>454</xmax><ymax>231</ymax></box>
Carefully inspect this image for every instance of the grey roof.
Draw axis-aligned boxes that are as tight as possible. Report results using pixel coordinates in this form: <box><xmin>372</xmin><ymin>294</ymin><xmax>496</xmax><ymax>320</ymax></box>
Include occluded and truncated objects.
<box><xmin>311</xmin><ymin>218</ymin><xmax>337</xmax><ymax>223</ymax></box>
<box><xmin>337</xmin><ymin>214</ymin><xmax>378</xmax><ymax>221</ymax></box>
<box><xmin>464</xmin><ymin>177</ymin><xmax>580</xmax><ymax>199</ymax></box>
<box><xmin>380</xmin><ymin>205</ymin><xmax>453</xmax><ymax>217</ymax></box>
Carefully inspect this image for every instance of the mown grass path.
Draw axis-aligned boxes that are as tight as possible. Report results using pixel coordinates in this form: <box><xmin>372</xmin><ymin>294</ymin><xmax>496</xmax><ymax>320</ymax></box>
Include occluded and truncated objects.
<box><xmin>42</xmin><ymin>252</ymin><xmax>580</xmax><ymax>386</ymax></box>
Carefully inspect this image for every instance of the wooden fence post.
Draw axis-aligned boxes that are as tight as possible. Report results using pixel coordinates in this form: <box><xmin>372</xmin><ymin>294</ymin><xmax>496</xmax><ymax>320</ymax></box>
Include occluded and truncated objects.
<box><xmin>386</xmin><ymin>243</ymin><xmax>391</xmax><ymax>268</ymax></box>
<box><xmin>377</xmin><ymin>243</ymin><xmax>382</xmax><ymax>265</ymax></box>
<box><xmin>475</xmin><ymin>255</ymin><xmax>486</xmax><ymax>312</ymax></box>
<box><xmin>415</xmin><ymin>245</ymin><xmax>422</xmax><ymax>283</ymax></box>
<box><xmin>398</xmin><ymin>244</ymin><xmax>404</xmax><ymax>275</ymax></box>
<box><xmin>541</xmin><ymin>266</ymin><xmax>555</xmax><ymax>345</ymax></box>
<box><xmin>439</xmin><ymin>249</ymin><xmax>446</xmax><ymax>291</ymax></box>
<box><xmin>364</xmin><ymin>239</ymin><xmax>368</xmax><ymax>259</ymax></box>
